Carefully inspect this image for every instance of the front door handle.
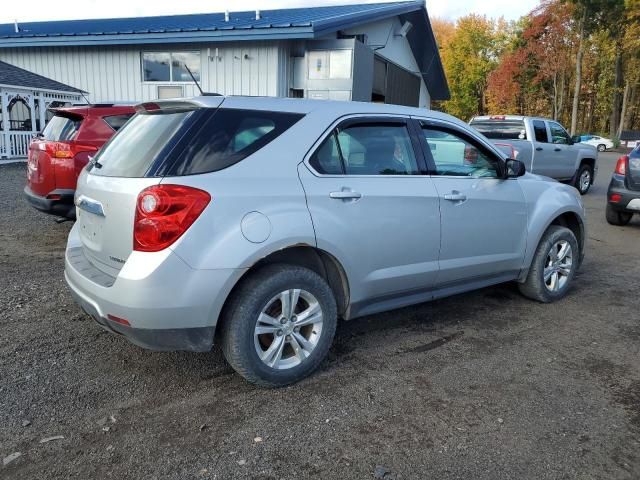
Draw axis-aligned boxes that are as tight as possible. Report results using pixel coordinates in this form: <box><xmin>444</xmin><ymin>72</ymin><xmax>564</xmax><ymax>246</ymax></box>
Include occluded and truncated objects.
<box><xmin>329</xmin><ymin>190</ymin><xmax>362</xmax><ymax>200</ymax></box>
<box><xmin>444</xmin><ymin>192</ymin><xmax>467</xmax><ymax>202</ymax></box>
<box><xmin>536</xmin><ymin>147</ymin><xmax>544</xmax><ymax>151</ymax></box>
<box><xmin>554</xmin><ymin>147</ymin><xmax>562</xmax><ymax>152</ymax></box>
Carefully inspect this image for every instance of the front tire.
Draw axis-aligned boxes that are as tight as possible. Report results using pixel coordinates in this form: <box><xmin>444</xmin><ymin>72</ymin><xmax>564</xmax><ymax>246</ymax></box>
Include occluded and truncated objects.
<box><xmin>606</xmin><ymin>204</ymin><xmax>633</xmax><ymax>226</ymax></box>
<box><xmin>219</xmin><ymin>264</ymin><xmax>337</xmax><ymax>387</ymax></box>
<box><xmin>519</xmin><ymin>226</ymin><xmax>579</xmax><ymax>303</ymax></box>
<box><xmin>597</xmin><ymin>144</ymin><xmax>606</xmax><ymax>152</ymax></box>
<box><xmin>574</xmin><ymin>164</ymin><xmax>593</xmax><ymax>195</ymax></box>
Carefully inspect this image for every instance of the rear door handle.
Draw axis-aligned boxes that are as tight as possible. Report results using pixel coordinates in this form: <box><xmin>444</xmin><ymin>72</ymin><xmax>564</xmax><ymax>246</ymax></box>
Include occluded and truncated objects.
<box><xmin>444</xmin><ymin>192</ymin><xmax>467</xmax><ymax>202</ymax></box>
<box><xmin>329</xmin><ymin>190</ymin><xmax>362</xmax><ymax>200</ymax></box>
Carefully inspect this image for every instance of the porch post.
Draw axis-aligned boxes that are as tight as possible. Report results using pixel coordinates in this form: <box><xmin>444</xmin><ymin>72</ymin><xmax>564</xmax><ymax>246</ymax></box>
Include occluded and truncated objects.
<box><xmin>38</xmin><ymin>93</ymin><xmax>46</xmax><ymax>131</ymax></box>
<box><xmin>1</xmin><ymin>89</ymin><xmax>9</xmax><ymax>159</ymax></box>
<box><xmin>28</xmin><ymin>94</ymin><xmax>37</xmax><ymax>133</ymax></box>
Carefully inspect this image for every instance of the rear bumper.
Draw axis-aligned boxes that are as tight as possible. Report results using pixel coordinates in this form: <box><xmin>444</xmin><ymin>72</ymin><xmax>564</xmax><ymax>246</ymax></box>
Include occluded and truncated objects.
<box><xmin>607</xmin><ymin>175</ymin><xmax>640</xmax><ymax>213</ymax></box>
<box><xmin>23</xmin><ymin>186</ymin><xmax>75</xmax><ymax>218</ymax></box>
<box><xmin>64</xmin><ymin>224</ymin><xmax>246</xmax><ymax>352</ymax></box>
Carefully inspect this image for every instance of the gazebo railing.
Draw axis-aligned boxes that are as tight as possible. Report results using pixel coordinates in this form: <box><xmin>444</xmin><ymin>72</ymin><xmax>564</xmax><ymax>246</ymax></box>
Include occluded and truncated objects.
<box><xmin>5</xmin><ymin>132</ymin><xmax>33</xmax><ymax>158</ymax></box>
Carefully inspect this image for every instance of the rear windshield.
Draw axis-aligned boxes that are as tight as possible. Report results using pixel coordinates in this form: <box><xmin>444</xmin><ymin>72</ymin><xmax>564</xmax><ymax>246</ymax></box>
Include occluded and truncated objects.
<box><xmin>90</xmin><ymin>108</ymin><xmax>303</xmax><ymax>177</ymax></box>
<box><xmin>470</xmin><ymin>119</ymin><xmax>527</xmax><ymax>140</ymax></box>
<box><xmin>42</xmin><ymin>114</ymin><xmax>82</xmax><ymax>141</ymax></box>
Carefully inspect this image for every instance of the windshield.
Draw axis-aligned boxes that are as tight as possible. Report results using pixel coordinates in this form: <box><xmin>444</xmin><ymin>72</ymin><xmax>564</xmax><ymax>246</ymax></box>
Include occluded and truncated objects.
<box><xmin>470</xmin><ymin>120</ymin><xmax>526</xmax><ymax>140</ymax></box>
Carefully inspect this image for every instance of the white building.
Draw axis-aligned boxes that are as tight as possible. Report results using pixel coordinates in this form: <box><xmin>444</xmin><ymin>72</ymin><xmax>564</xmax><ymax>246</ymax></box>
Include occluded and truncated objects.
<box><xmin>0</xmin><ymin>1</ymin><xmax>448</xmax><ymax>109</ymax></box>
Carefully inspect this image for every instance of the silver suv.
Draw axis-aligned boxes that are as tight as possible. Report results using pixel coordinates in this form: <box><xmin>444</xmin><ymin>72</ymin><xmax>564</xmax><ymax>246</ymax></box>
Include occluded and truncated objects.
<box><xmin>65</xmin><ymin>96</ymin><xmax>586</xmax><ymax>387</ymax></box>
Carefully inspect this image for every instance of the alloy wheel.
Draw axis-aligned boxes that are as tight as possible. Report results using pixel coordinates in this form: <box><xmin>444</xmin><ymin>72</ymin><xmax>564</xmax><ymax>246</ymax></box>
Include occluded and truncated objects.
<box><xmin>254</xmin><ymin>289</ymin><xmax>324</xmax><ymax>370</ymax></box>
<box><xmin>543</xmin><ymin>240</ymin><xmax>573</xmax><ymax>292</ymax></box>
<box><xmin>579</xmin><ymin>170</ymin><xmax>591</xmax><ymax>193</ymax></box>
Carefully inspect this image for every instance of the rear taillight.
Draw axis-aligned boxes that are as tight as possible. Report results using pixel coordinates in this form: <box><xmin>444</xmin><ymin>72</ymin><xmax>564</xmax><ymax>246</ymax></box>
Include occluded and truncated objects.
<box><xmin>46</xmin><ymin>142</ymin><xmax>98</xmax><ymax>159</ymax></box>
<box><xmin>133</xmin><ymin>185</ymin><xmax>211</xmax><ymax>252</ymax></box>
<box><xmin>610</xmin><ymin>193</ymin><xmax>622</xmax><ymax>203</ymax></box>
<box><xmin>615</xmin><ymin>155</ymin><xmax>628</xmax><ymax>175</ymax></box>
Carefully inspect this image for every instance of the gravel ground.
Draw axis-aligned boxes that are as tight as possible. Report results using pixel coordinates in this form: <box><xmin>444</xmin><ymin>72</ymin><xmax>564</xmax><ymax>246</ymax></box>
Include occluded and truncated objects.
<box><xmin>1</xmin><ymin>153</ymin><xmax>639</xmax><ymax>479</ymax></box>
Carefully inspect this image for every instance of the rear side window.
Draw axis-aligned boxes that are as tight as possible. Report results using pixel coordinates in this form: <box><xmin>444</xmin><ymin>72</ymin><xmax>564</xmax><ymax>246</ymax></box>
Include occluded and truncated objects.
<box><xmin>103</xmin><ymin>114</ymin><xmax>134</xmax><ymax>131</ymax></box>
<box><xmin>470</xmin><ymin>119</ymin><xmax>526</xmax><ymax>140</ymax></box>
<box><xmin>532</xmin><ymin>120</ymin><xmax>548</xmax><ymax>143</ymax></box>
<box><xmin>42</xmin><ymin>115</ymin><xmax>81</xmax><ymax>141</ymax></box>
<box><xmin>167</xmin><ymin>109</ymin><xmax>303</xmax><ymax>176</ymax></box>
<box><xmin>309</xmin><ymin>122</ymin><xmax>419</xmax><ymax>175</ymax></box>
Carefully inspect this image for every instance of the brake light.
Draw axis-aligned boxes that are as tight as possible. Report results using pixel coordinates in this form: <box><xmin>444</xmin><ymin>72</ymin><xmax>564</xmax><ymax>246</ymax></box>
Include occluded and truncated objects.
<box><xmin>615</xmin><ymin>155</ymin><xmax>628</xmax><ymax>175</ymax></box>
<box><xmin>133</xmin><ymin>185</ymin><xmax>211</xmax><ymax>252</ymax></box>
<box><xmin>610</xmin><ymin>193</ymin><xmax>622</xmax><ymax>203</ymax></box>
<box><xmin>46</xmin><ymin>142</ymin><xmax>98</xmax><ymax>160</ymax></box>
<box><xmin>490</xmin><ymin>115</ymin><xmax>506</xmax><ymax>120</ymax></box>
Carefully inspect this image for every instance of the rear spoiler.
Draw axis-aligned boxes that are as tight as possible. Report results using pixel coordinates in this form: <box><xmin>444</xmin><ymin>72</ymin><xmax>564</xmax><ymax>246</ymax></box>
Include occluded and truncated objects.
<box><xmin>135</xmin><ymin>98</ymin><xmax>224</xmax><ymax>114</ymax></box>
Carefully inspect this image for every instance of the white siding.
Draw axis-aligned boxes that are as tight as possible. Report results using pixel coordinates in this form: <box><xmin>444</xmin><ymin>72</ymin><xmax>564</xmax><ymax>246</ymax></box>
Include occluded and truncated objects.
<box><xmin>0</xmin><ymin>42</ymin><xmax>286</xmax><ymax>103</ymax></box>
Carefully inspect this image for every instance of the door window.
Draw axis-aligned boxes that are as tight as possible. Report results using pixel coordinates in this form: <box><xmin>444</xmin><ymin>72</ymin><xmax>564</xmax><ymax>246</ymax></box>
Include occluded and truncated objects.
<box><xmin>532</xmin><ymin>120</ymin><xmax>548</xmax><ymax>143</ymax></box>
<box><xmin>309</xmin><ymin>122</ymin><xmax>419</xmax><ymax>175</ymax></box>
<box><xmin>548</xmin><ymin>122</ymin><xmax>571</xmax><ymax>145</ymax></box>
<box><xmin>421</xmin><ymin>127</ymin><xmax>500</xmax><ymax>178</ymax></box>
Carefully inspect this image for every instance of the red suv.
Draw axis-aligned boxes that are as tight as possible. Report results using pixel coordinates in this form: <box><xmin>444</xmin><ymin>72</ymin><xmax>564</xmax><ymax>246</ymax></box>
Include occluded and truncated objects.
<box><xmin>24</xmin><ymin>104</ymin><xmax>135</xmax><ymax>218</ymax></box>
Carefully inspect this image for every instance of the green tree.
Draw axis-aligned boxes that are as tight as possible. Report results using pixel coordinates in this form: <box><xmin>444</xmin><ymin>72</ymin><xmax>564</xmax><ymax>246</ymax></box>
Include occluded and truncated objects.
<box><xmin>440</xmin><ymin>15</ymin><xmax>507</xmax><ymax>120</ymax></box>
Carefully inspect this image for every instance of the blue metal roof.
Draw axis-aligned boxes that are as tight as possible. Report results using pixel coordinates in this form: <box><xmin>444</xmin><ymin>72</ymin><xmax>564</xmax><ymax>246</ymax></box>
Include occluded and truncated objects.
<box><xmin>0</xmin><ymin>1</ymin><xmax>449</xmax><ymax>99</ymax></box>
<box><xmin>0</xmin><ymin>2</ymin><xmax>423</xmax><ymax>43</ymax></box>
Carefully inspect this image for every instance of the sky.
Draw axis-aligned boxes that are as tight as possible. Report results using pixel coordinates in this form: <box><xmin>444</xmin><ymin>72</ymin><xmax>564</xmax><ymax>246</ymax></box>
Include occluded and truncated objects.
<box><xmin>0</xmin><ymin>0</ymin><xmax>540</xmax><ymax>25</ymax></box>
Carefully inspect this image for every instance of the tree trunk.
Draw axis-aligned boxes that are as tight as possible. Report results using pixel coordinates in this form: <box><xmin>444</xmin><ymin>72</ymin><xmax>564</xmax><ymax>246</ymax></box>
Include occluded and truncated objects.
<box><xmin>617</xmin><ymin>80</ymin><xmax>630</xmax><ymax>139</ymax></box>
<box><xmin>610</xmin><ymin>45</ymin><xmax>624</xmax><ymax>137</ymax></box>
<box><xmin>570</xmin><ymin>8</ymin><xmax>586</xmax><ymax>136</ymax></box>
<box><xmin>558</xmin><ymin>70</ymin><xmax>566</xmax><ymax>123</ymax></box>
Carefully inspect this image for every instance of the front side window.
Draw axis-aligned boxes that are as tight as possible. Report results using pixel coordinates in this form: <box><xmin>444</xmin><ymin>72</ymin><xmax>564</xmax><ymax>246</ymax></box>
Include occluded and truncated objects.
<box><xmin>422</xmin><ymin>127</ymin><xmax>499</xmax><ymax>178</ymax></box>
<box><xmin>532</xmin><ymin>120</ymin><xmax>548</xmax><ymax>143</ymax></box>
<box><xmin>142</xmin><ymin>52</ymin><xmax>200</xmax><ymax>82</ymax></box>
<box><xmin>309</xmin><ymin>122</ymin><xmax>419</xmax><ymax>175</ymax></box>
<box><xmin>549</xmin><ymin>122</ymin><xmax>571</xmax><ymax>145</ymax></box>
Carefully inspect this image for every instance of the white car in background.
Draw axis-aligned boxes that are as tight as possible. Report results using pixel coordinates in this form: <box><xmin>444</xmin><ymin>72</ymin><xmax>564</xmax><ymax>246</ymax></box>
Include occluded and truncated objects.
<box><xmin>578</xmin><ymin>134</ymin><xmax>615</xmax><ymax>152</ymax></box>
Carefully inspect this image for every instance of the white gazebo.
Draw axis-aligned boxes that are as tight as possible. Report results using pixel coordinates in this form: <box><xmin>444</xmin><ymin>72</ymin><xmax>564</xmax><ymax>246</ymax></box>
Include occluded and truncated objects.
<box><xmin>0</xmin><ymin>60</ymin><xmax>85</xmax><ymax>160</ymax></box>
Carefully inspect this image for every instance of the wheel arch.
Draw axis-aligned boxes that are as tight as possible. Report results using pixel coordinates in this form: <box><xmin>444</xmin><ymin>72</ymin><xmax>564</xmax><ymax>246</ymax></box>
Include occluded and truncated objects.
<box><xmin>216</xmin><ymin>244</ymin><xmax>350</xmax><ymax>335</ymax></box>
<box><xmin>520</xmin><ymin>209</ymin><xmax>585</xmax><ymax>282</ymax></box>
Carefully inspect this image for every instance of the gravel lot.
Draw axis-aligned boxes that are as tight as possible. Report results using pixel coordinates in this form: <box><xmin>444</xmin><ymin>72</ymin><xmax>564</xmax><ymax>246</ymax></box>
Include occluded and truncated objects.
<box><xmin>1</xmin><ymin>152</ymin><xmax>639</xmax><ymax>479</ymax></box>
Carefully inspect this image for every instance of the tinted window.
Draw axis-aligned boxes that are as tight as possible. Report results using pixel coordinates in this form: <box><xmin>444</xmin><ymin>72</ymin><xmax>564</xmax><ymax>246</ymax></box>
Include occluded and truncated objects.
<box><xmin>549</xmin><ymin>122</ymin><xmax>571</xmax><ymax>144</ymax></box>
<box><xmin>470</xmin><ymin>120</ymin><xmax>526</xmax><ymax>140</ymax></box>
<box><xmin>338</xmin><ymin>124</ymin><xmax>418</xmax><ymax>175</ymax></box>
<box><xmin>532</xmin><ymin>120</ymin><xmax>548</xmax><ymax>143</ymax></box>
<box><xmin>91</xmin><ymin>110</ymin><xmax>195</xmax><ymax>177</ymax></box>
<box><xmin>41</xmin><ymin>115</ymin><xmax>81</xmax><ymax>141</ymax></box>
<box><xmin>103</xmin><ymin>114</ymin><xmax>134</xmax><ymax>131</ymax></box>
<box><xmin>422</xmin><ymin>127</ymin><xmax>499</xmax><ymax>178</ymax></box>
<box><xmin>167</xmin><ymin>109</ymin><xmax>302</xmax><ymax>176</ymax></box>
<box><xmin>309</xmin><ymin>133</ymin><xmax>344</xmax><ymax>175</ymax></box>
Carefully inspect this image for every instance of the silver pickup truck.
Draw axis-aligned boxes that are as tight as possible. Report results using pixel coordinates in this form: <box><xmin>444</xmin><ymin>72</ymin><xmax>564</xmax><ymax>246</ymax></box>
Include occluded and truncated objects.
<box><xmin>470</xmin><ymin>115</ymin><xmax>598</xmax><ymax>194</ymax></box>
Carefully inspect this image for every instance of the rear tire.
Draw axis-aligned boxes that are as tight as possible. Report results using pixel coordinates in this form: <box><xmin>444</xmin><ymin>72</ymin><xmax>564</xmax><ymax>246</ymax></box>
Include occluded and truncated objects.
<box><xmin>597</xmin><ymin>144</ymin><xmax>606</xmax><ymax>152</ymax></box>
<box><xmin>219</xmin><ymin>264</ymin><xmax>337</xmax><ymax>387</ymax></box>
<box><xmin>519</xmin><ymin>226</ymin><xmax>579</xmax><ymax>303</ymax></box>
<box><xmin>573</xmin><ymin>164</ymin><xmax>593</xmax><ymax>195</ymax></box>
<box><xmin>606</xmin><ymin>204</ymin><xmax>633</xmax><ymax>226</ymax></box>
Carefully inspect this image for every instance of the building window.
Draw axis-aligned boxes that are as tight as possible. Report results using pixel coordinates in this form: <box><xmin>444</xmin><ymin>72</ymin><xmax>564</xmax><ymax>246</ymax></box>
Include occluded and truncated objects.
<box><xmin>142</xmin><ymin>51</ymin><xmax>201</xmax><ymax>82</ymax></box>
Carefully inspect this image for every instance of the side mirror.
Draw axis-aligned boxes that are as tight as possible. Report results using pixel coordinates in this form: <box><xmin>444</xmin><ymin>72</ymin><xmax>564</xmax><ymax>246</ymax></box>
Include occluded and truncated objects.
<box><xmin>572</xmin><ymin>136</ymin><xmax>581</xmax><ymax>144</ymax></box>
<box><xmin>505</xmin><ymin>158</ymin><xmax>526</xmax><ymax>178</ymax></box>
